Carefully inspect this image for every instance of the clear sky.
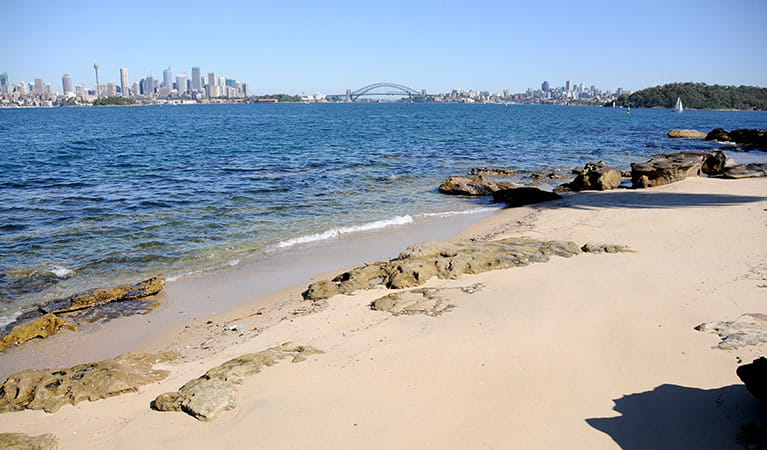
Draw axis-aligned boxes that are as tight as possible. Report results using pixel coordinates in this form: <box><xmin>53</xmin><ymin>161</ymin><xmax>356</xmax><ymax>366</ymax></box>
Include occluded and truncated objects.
<box><xmin>1</xmin><ymin>0</ymin><xmax>765</xmax><ymax>95</ymax></box>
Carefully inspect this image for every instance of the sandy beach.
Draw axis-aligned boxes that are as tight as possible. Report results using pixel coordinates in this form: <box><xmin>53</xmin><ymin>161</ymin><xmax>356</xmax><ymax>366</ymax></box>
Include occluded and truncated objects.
<box><xmin>1</xmin><ymin>176</ymin><xmax>766</xmax><ymax>449</ymax></box>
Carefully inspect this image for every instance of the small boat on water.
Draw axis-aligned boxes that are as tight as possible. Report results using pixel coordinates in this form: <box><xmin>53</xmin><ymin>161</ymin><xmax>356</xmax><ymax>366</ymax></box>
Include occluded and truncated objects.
<box><xmin>673</xmin><ymin>97</ymin><xmax>683</xmax><ymax>113</ymax></box>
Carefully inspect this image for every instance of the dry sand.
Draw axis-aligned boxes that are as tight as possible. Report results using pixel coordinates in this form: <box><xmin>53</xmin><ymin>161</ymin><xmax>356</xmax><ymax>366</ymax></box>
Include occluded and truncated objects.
<box><xmin>1</xmin><ymin>177</ymin><xmax>766</xmax><ymax>449</ymax></box>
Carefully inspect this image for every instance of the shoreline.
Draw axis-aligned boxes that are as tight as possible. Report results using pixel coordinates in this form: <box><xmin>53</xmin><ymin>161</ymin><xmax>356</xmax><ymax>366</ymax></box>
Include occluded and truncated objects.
<box><xmin>1</xmin><ymin>176</ymin><xmax>766</xmax><ymax>448</ymax></box>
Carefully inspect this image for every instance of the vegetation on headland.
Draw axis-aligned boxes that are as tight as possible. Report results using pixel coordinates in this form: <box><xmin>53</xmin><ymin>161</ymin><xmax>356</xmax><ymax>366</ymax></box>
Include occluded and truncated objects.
<box><xmin>93</xmin><ymin>96</ymin><xmax>137</xmax><ymax>106</ymax></box>
<box><xmin>610</xmin><ymin>82</ymin><xmax>767</xmax><ymax>110</ymax></box>
<box><xmin>250</xmin><ymin>94</ymin><xmax>302</xmax><ymax>102</ymax></box>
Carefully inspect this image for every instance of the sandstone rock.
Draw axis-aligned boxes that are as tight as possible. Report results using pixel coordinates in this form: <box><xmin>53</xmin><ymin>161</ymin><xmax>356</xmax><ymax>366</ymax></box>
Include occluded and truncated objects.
<box><xmin>631</xmin><ymin>152</ymin><xmax>706</xmax><ymax>188</ymax></box>
<box><xmin>438</xmin><ymin>175</ymin><xmax>514</xmax><ymax>196</ymax></box>
<box><xmin>0</xmin><ymin>352</ymin><xmax>177</xmax><ymax>413</ymax></box>
<box><xmin>706</xmin><ymin>128</ymin><xmax>731</xmax><ymax>142</ymax></box>
<box><xmin>153</xmin><ymin>344</ymin><xmax>322</xmax><ymax>421</ymax></box>
<box><xmin>700</xmin><ymin>150</ymin><xmax>728</xmax><ymax>175</ymax></box>
<box><xmin>371</xmin><ymin>289</ymin><xmax>453</xmax><ymax>316</ymax></box>
<box><xmin>40</xmin><ymin>277</ymin><xmax>165</xmax><ymax>314</ymax></box>
<box><xmin>492</xmin><ymin>187</ymin><xmax>562</xmax><ymax>207</ymax></box>
<box><xmin>0</xmin><ymin>314</ymin><xmax>79</xmax><ymax>352</ymax></box>
<box><xmin>580</xmin><ymin>243</ymin><xmax>634</xmax><ymax>254</ymax></box>
<box><xmin>694</xmin><ymin>313</ymin><xmax>767</xmax><ymax>350</ymax></box>
<box><xmin>470</xmin><ymin>167</ymin><xmax>516</xmax><ymax>176</ymax></box>
<box><xmin>530</xmin><ymin>171</ymin><xmax>571</xmax><ymax>181</ymax></box>
<box><xmin>557</xmin><ymin>161</ymin><xmax>623</xmax><ymax>191</ymax></box>
<box><xmin>303</xmin><ymin>238</ymin><xmax>582</xmax><ymax>300</ymax></box>
<box><xmin>0</xmin><ymin>433</ymin><xmax>59</xmax><ymax>450</ymax></box>
<box><xmin>737</xmin><ymin>357</ymin><xmax>767</xmax><ymax>402</ymax></box>
<box><xmin>722</xmin><ymin>163</ymin><xmax>767</xmax><ymax>179</ymax></box>
<box><xmin>706</xmin><ymin>128</ymin><xmax>767</xmax><ymax>149</ymax></box>
<box><xmin>667</xmin><ymin>129</ymin><xmax>707</xmax><ymax>138</ymax></box>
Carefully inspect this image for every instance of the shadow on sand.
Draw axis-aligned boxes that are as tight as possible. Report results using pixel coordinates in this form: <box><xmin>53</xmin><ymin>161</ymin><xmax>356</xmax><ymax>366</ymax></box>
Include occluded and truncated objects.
<box><xmin>586</xmin><ymin>384</ymin><xmax>765</xmax><ymax>449</ymax></box>
<box><xmin>551</xmin><ymin>188</ymin><xmax>767</xmax><ymax>211</ymax></box>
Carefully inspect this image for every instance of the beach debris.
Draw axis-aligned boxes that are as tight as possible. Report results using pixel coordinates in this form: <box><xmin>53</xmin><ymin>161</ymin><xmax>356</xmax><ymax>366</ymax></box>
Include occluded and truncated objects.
<box><xmin>153</xmin><ymin>344</ymin><xmax>322</xmax><ymax>421</ymax></box>
<box><xmin>694</xmin><ymin>313</ymin><xmax>767</xmax><ymax>350</ymax></box>
<box><xmin>0</xmin><ymin>314</ymin><xmax>79</xmax><ymax>352</ymax></box>
<box><xmin>491</xmin><ymin>187</ymin><xmax>562</xmax><ymax>207</ymax></box>
<box><xmin>470</xmin><ymin>167</ymin><xmax>516</xmax><ymax>176</ymax></box>
<box><xmin>0</xmin><ymin>432</ymin><xmax>60</xmax><ymax>450</ymax></box>
<box><xmin>737</xmin><ymin>357</ymin><xmax>767</xmax><ymax>402</ymax></box>
<box><xmin>438</xmin><ymin>175</ymin><xmax>514</xmax><ymax>196</ymax></box>
<box><xmin>722</xmin><ymin>163</ymin><xmax>767</xmax><ymax>179</ymax></box>
<box><xmin>224</xmin><ymin>308</ymin><xmax>265</xmax><ymax>325</ymax></box>
<box><xmin>303</xmin><ymin>238</ymin><xmax>582</xmax><ymax>300</ymax></box>
<box><xmin>667</xmin><ymin>129</ymin><xmax>707</xmax><ymax>139</ymax></box>
<box><xmin>555</xmin><ymin>161</ymin><xmax>623</xmax><ymax>192</ymax></box>
<box><xmin>580</xmin><ymin>243</ymin><xmax>634</xmax><ymax>254</ymax></box>
<box><xmin>0</xmin><ymin>352</ymin><xmax>178</xmax><ymax>414</ymax></box>
<box><xmin>630</xmin><ymin>150</ymin><xmax>727</xmax><ymax>188</ymax></box>
<box><xmin>706</xmin><ymin>128</ymin><xmax>767</xmax><ymax>149</ymax></box>
<box><xmin>461</xmin><ymin>283</ymin><xmax>486</xmax><ymax>294</ymax></box>
<box><xmin>200</xmin><ymin>338</ymin><xmax>216</xmax><ymax>348</ymax></box>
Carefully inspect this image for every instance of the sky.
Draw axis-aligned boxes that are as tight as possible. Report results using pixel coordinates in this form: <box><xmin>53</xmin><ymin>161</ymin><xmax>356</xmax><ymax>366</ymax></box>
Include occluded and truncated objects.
<box><xmin>1</xmin><ymin>0</ymin><xmax>766</xmax><ymax>95</ymax></box>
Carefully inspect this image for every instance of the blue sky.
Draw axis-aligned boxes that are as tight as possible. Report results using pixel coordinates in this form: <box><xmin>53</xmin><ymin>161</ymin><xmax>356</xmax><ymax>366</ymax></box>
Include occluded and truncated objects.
<box><xmin>1</xmin><ymin>0</ymin><xmax>765</xmax><ymax>94</ymax></box>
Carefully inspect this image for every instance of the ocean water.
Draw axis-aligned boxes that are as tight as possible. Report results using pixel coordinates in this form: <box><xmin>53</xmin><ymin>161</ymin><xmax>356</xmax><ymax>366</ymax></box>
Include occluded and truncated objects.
<box><xmin>1</xmin><ymin>103</ymin><xmax>765</xmax><ymax>321</ymax></box>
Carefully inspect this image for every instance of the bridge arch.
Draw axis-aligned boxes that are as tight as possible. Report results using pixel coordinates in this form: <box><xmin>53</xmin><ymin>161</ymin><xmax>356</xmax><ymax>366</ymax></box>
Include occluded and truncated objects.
<box><xmin>349</xmin><ymin>83</ymin><xmax>422</xmax><ymax>101</ymax></box>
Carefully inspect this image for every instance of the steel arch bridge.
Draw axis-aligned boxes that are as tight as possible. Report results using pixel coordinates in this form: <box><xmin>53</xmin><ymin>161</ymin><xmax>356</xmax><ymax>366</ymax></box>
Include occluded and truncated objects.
<box><xmin>349</xmin><ymin>83</ymin><xmax>422</xmax><ymax>101</ymax></box>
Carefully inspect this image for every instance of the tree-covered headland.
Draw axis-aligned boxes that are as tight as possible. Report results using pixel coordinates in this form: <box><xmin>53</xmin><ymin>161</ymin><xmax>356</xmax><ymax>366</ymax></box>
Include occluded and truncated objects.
<box><xmin>610</xmin><ymin>83</ymin><xmax>767</xmax><ymax>110</ymax></box>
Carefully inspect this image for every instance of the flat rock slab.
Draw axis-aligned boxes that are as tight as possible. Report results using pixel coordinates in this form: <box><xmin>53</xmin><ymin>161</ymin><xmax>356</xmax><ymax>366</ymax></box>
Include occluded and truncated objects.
<box><xmin>694</xmin><ymin>313</ymin><xmax>767</xmax><ymax>350</ymax></box>
<box><xmin>153</xmin><ymin>344</ymin><xmax>322</xmax><ymax>421</ymax></box>
<box><xmin>40</xmin><ymin>277</ymin><xmax>165</xmax><ymax>314</ymax></box>
<box><xmin>0</xmin><ymin>352</ymin><xmax>178</xmax><ymax>413</ymax></box>
<box><xmin>0</xmin><ymin>314</ymin><xmax>79</xmax><ymax>352</ymax></box>
<box><xmin>0</xmin><ymin>433</ymin><xmax>59</xmax><ymax>450</ymax></box>
<box><xmin>722</xmin><ymin>163</ymin><xmax>767</xmax><ymax>179</ymax></box>
<box><xmin>371</xmin><ymin>283</ymin><xmax>485</xmax><ymax>316</ymax></box>
<box><xmin>668</xmin><ymin>129</ymin><xmax>707</xmax><ymax>138</ymax></box>
<box><xmin>438</xmin><ymin>175</ymin><xmax>514</xmax><ymax>196</ymax></box>
<box><xmin>706</xmin><ymin>128</ymin><xmax>767</xmax><ymax>149</ymax></box>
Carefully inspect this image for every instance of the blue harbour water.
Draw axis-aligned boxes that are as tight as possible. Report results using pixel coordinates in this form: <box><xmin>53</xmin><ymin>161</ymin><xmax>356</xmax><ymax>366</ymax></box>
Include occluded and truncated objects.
<box><xmin>1</xmin><ymin>103</ymin><xmax>766</xmax><ymax>322</ymax></box>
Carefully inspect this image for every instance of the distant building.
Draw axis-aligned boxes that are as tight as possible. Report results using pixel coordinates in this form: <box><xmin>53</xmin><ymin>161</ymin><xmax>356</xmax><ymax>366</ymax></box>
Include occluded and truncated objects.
<box><xmin>225</xmin><ymin>78</ymin><xmax>236</xmax><ymax>88</ymax></box>
<box><xmin>0</xmin><ymin>72</ymin><xmax>9</xmax><ymax>94</ymax></box>
<box><xmin>75</xmin><ymin>84</ymin><xmax>85</xmax><ymax>97</ymax></box>
<box><xmin>176</xmin><ymin>73</ymin><xmax>188</xmax><ymax>94</ymax></box>
<box><xmin>62</xmin><ymin>74</ymin><xmax>73</xmax><ymax>94</ymax></box>
<box><xmin>241</xmin><ymin>82</ymin><xmax>248</xmax><ymax>97</ymax></box>
<box><xmin>120</xmin><ymin>68</ymin><xmax>130</xmax><ymax>97</ymax></box>
<box><xmin>132</xmin><ymin>82</ymin><xmax>140</xmax><ymax>98</ymax></box>
<box><xmin>106</xmin><ymin>82</ymin><xmax>117</xmax><ymax>96</ymax></box>
<box><xmin>565</xmin><ymin>80</ymin><xmax>572</xmax><ymax>92</ymax></box>
<box><xmin>207</xmin><ymin>72</ymin><xmax>217</xmax><ymax>97</ymax></box>
<box><xmin>34</xmin><ymin>78</ymin><xmax>44</xmax><ymax>95</ymax></box>
<box><xmin>162</xmin><ymin>67</ymin><xmax>172</xmax><ymax>88</ymax></box>
<box><xmin>541</xmin><ymin>81</ymin><xmax>550</xmax><ymax>92</ymax></box>
<box><xmin>191</xmin><ymin>67</ymin><xmax>201</xmax><ymax>92</ymax></box>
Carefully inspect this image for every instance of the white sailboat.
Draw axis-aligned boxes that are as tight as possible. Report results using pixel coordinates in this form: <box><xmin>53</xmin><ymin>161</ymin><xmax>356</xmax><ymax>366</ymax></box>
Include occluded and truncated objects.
<box><xmin>673</xmin><ymin>97</ymin><xmax>683</xmax><ymax>113</ymax></box>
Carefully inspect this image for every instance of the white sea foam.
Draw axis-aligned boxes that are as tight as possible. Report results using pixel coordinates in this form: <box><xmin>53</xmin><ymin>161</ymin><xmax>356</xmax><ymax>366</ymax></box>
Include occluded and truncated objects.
<box><xmin>49</xmin><ymin>265</ymin><xmax>74</xmax><ymax>278</ymax></box>
<box><xmin>419</xmin><ymin>206</ymin><xmax>501</xmax><ymax>219</ymax></box>
<box><xmin>276</xmin><ymin>215</ymin><xmax>414</xmax><ymax>248</ymax></box>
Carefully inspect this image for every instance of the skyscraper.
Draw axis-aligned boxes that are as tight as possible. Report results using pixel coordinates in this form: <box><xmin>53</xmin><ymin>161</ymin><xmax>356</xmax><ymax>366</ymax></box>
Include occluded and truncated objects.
<box><xmin>162</xmin><ymin>67</ymin><xmax>172</xmax><ymax>88</ymax></box>
<box><xmin>176</xmin><ymin>73</ymin><xmax>188</xmax><ymax>94</ymax></box>
<box><xmin>34</xmin><ymin>78</ymin><xmax>44</xmax><ymax>95</ymax></box>
<box><xmin>0</xmin><ymin>72</ymin><xmax>8</xmax><ymax>94</ymax></box>
<box><xmin>541</xmin><ymin>81</ymin><xmax>550</xmax><ymax>92</ymax></box>
<box><xmin>62</xmin><ymin>74</ymin><xmax>73</xmax><ymax>94</ymax></box>
<box><xmin>120</xmin><ymin>68</ymin><xmax>130</xmax><ymax>97</ymax></box>
<box><xmin>565</xmin><ymin>80</ymin><xmax>572</xmax><ymax>92</ymax></box>
<box><xmin>191</xmin><ymin>67</ymin><xmax>201</xmax><ymax>92</ymax></box>
<box><xmin>207</xmin><ymin>72</ymin><xmax>217</xmax><ymax>97</ymax></box>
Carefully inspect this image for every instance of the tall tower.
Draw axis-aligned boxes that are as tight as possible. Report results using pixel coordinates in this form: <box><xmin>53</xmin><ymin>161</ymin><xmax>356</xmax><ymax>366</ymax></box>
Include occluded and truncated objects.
<box><xmin>565</xmin><ymin>80</ymin><xmax>572</xmax><ymax>92</ymax></box>
<box><xmin>176</xmin><ymin>73</ymin><xmax>188</xmax><ymax>94</ymax></box>
<box><xmin>162</xmin><ymin>67</ymin><xmax>172</xmax><ymax>88</ymax></box>
<box><xmin>207</xmin><ymin>72</ymin><xmax>217</xmax><ymax>97</ymax></box>
<box><xmin>34</xmin><ymin>78</ymin><xmax>44</xmax><ymax>95</ymax></box>
<box><xmin>0</xmin><ymin>72</ymin><xmax>9</xmax><ymax>94</ymax></box>
<box><xmin>93</xmin><ymin>62</ymin><xmax>100</xmax><ymax>98</ymax></box>
<box><xmin>541</xmin><ymin>81</ymin><xmax>550</xmax><ymax>92</ymax></box>
<box><xmin>120</xmin><ymin>68</ymin><xmax>129</xmax><ymax>96</ymax></box>
<box><xmin>191</xmin><ymin>67</ymin><xmax>201</xmax><ymax>92</ymax></box>
<box><xmin>62</xmin><ymin>74</ymin><xmax>73</xmax><ymax>94</ymax></box>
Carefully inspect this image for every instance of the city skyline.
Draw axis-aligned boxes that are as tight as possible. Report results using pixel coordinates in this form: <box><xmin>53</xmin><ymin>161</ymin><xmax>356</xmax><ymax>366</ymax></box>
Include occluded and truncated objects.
<box><xmin>1</xmin><ymin>0</ymin><xmax>766</xmax><ymax>94</ymax></box>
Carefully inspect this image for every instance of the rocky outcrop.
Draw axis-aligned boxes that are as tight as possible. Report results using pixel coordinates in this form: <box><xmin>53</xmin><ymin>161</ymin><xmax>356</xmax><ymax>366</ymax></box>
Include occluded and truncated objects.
<box><xmin>303</xmin><ymin>238</ymin><xmax>583</xmax><ymax>300</ymax></box>
<box><xmin>667</xmin><ymin>129</ymin><xmax>707</xmax><ymax>138</ymax></box>
<box><xmin>491</xmin><ymin>187</ymin><xmax>562</xmax><ymax>207</ymax></box>
<box><xmin>722</xmin><ymin>163</ymin><xmax>767</xmax><ymax>179</ymax></box>
<box><xmin>470</xmin><ymin>167</ymin><xmax>516</xmax><ymax>176</ymax></box>
<box><xmin>0</xmin><ymin>433</ymin><xmax>59</xmax><ymax>450</ymax></box>
<box><xmin>706</xmin><ymin>128</ymin><xmax>767</xmax><ymax>149</ymax></box>
<box><xmin>438</xmin><ymin>176</ymin><xmax>514</xmax><ymax>196</ymax></box>
<box><xmin>630</xmin><ymin>151</ymin><xmax>727</xmax><ymax>188</ymax></box>
<box><xmin>556</xmin><ymin>161</ymin><xmax>623</xmax><ymax>192</ymax></box>
<box><xmin>39</xmin><ymin>277</ymin><xmax>165</xmax><ymax>314</ymax></box>
<box><xmin>694</xmin><ymin>313</ymin><xmax>767</xmax><ymax>350</ymax></box>
<box><xmin>0</xmin><ymin>352</ymin><xmax>177</xmax><ymax>413</ymax></box>
<box><xmin>0</xmin><ymin>314</ymin><xmax>79</xmax><ymax>352</ymax></box>
<box><xmin>371</xmin><ymin>283</ymin><xmax>485</xmax><ymax>316</ymax></box>
<box><xmin>737</xmin><ymin>357</ymin><xmax>767</xmax><ymax>402</ymax></box>
<box><xmin>153</xmin><ymin>344</ymin><xmax>322</xmax><ymax>421</ymax></box>
<box><xmin>530</xmin><ymin>171</ymin><xmax>571</xmax><ymax>181</ymax></box>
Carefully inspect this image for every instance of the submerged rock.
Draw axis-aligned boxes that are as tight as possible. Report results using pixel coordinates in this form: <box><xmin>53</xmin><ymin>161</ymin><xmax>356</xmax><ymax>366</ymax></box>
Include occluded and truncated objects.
<box><xmin>706</xmin><ymin>128</ymin><xmax>767</xmax><ymax>149</ymax></box>
<box><xmin>40</xmin><ymin>277</ymin><xmax>165</xmax><ymax>314</ymax></box>
<box><xmin>470</xmin><ymin>167</ymin><xmax>516</xmax><ymax>176</ymax></box>
<box><xmin>438</xmin><ymin>175</ymin><xmax>514</xmax><ymax>196</ymax></box>
<box><xmin>556</xmin><ymin>161</ymin><xmax>623</xmax><ymax>192</ymax></box>
<box><xmin>153</xmin><ymin>344</ymin><xmax>322</xmax><ymax>421</ymax></box>
<box><xmin>694</xmin><ymin>313</ymin><xmax>767</xmax><ymax>350</ymax></box>
<box><xmin>0</xmin><ymin>352</ymin><xmax>178</xmax><ymax>413</ymax></box>
<box><xmin>722</xmin><ymin>163</ymin><xmax>767</xmax><ymax>179</ymax></box>
<box><xmin>491</xmin><ymin>187</ymin><xmax>562</xmax><ymax>207</ymax></box>
<box><xmin>0</xmin><ymin>432</ymin><xmax>59</xmax><ymax>450</ymax></box>
<box><xmin>303</xmin><ymin>238</ymin><xmax>582</xmax><ymax>300</ymax></box>
<box><xmin>737</xmin><ymin>357</ymin><xmax>767</xmax><ymax>402</ymax></box>
<box><xmin>0</xmin><ymin>314</ymin><xmax>79</xmax><ymax>352</ymax></box>
<box><xmin>667</xmin><ymin>129</ymin><xmax>707</xmax><ymax>138</ymax></box>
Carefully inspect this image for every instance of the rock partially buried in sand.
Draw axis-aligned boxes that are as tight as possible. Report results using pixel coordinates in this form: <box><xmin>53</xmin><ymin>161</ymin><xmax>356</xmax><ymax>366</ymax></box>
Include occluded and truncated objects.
<box><xmin>667</xmin><ymin>129</ymin><xmax>707</xmax><ymax>139</ymax></box>
<box><xmin>580</xmin><ymin>243</ymin><xmax>634</xmax><ymax>254</ymax></box>
<box><xmin>556</xmin><ymin>161</ymin><xmax>623</xmax><ymax>192</ymax></box>
<box><xmin>153</xmin><ymin>344</ymin><xmax>322</xmax><ymax>421</ymax></box>
<box><xmin>694</xmin><ymin>313</ymin><xmax>767</xmax><ymax>350</ymax></box>
<box><xmin>371</xmin><ymin>283</ymin><xmax>485</xmax><ymax>316</ymax></box>
<box><xmin>491</xmin><ymin>187</ymin><xmax>562</xmax><ymax>207</ymax></box>
<box><xmin>0</xmin><ymin>432</ymin><xmax>59</xmax><ymax>450</ymax></box>
<box><xmin>722</xmin><ymin>163</ymin><xmax>767</xmax><ymax>179</ymax></box>
<box><xmin>0</xmin><ymin>314</ymin><xmax>79</xmax><ymax>352</ymax></box>
<box><xmin>0</xmin><ymin>352</ymin><xmax>178</xmax><ymax>413</ymax></box>
<box><xmin>630</xmin><ymin>151</ymin><xmax>727</xmax><ymax>188</ymax></box>
<box><xmin>737</xmin><ymin>357</ymin><xmax>767</xmax><ymax>402</ymax></box>
<box><xmin>304</xmin><ymin>238</ymin><xmax>582</xmax><ymax>300</ymax></box>
<box><xmin>39</xmin><ymin>276</ymin><xmax>166</xmax><ymax>314</ymax></box>
<box><xmin>438</xmin><ymin>175</ymin><xmax>514</xmax><ymax>196</ymax></box>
